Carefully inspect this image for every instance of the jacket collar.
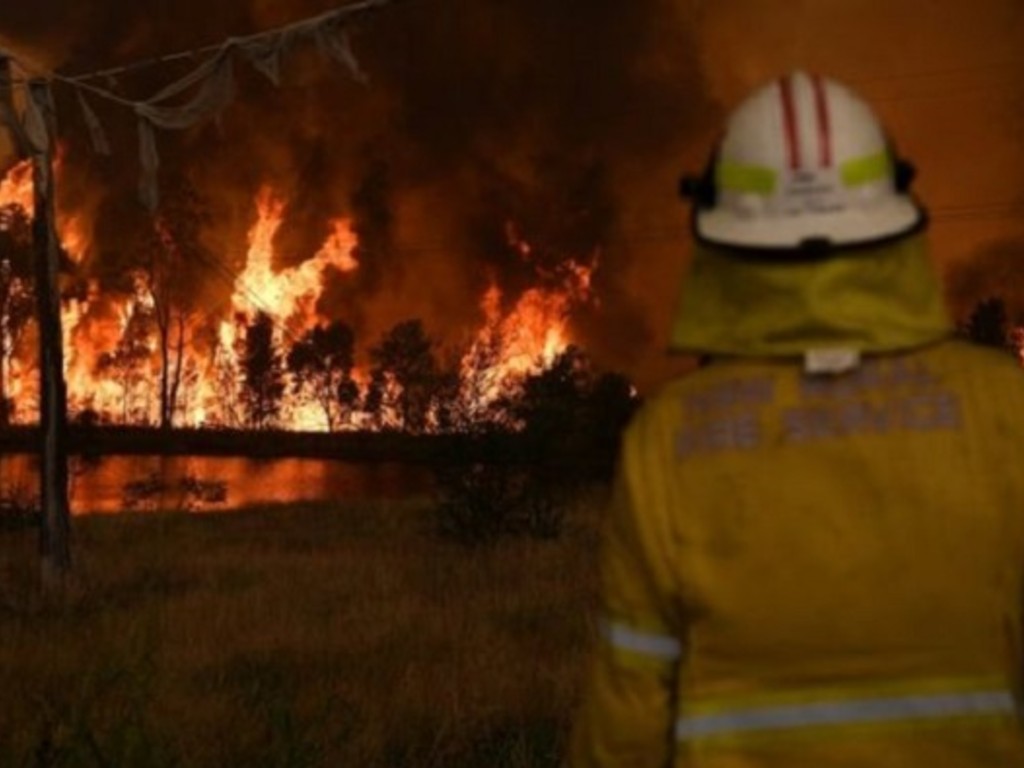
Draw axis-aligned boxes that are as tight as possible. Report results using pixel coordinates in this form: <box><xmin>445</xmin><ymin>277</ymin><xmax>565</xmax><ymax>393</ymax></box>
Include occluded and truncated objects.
<box><xmin>669</xmin><ymin>234</ymin><xmax>953</xmax><ymax>357</ymax></box>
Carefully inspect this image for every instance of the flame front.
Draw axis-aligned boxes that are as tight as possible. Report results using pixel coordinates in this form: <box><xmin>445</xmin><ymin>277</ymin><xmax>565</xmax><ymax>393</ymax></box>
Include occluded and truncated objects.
<box><xmin>460</xmin><ymin>254</ymin><xmax>595</xmax><ymax>413</ymax></box>
<box><xmin>1</xmin><ymin>165</ymin><xmax>597</xmax><ymax>432</ymax></box>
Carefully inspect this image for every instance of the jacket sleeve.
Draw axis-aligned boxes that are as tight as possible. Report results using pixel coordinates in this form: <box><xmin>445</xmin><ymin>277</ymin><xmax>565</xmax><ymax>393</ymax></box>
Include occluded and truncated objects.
<box><xmin>569</xmin><ymin>417</ymin><xmax>682</xmax><ymax>767</ymax></box>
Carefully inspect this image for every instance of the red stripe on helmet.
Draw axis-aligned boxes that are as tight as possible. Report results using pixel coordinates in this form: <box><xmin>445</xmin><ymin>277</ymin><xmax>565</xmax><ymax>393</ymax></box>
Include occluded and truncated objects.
<box><xmin>811</xmin><ymin>73</ymin><xmax>832</xmax><ymax>167</ymax></box>
<box><xmin>778</xmin><ymin>76</ymin><xmax>800</xmax><ymax>170</ymax></box>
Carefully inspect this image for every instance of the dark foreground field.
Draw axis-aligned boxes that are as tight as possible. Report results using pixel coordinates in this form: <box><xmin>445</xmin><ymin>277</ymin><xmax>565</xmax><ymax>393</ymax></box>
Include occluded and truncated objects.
<box><xmin>0</xmin><ymin>493</ymin><xmax>605</xmax><ymax>767</ymax></box>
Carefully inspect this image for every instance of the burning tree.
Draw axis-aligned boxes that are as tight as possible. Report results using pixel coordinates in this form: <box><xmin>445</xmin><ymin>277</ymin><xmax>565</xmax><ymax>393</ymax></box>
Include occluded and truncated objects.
<box><xmin>240</xmin><ymin>311</ymin><xmax>285</xmax><ymax>429</ymax></box>
<box><xmin>96</xmin><ymin>295</ymin><xmax>155</xmax><ymax>424</ymax></box>
<box><xmin>454</xmin><ymin>316</ymin><xmax>518</xmax><ymax>430</ymax></box>
<box><xmin>0</xmin><ymin>202</ymin><xmax>34</xmax><ymax>425</ymax></box>
<box><xmin>0</xmin><ymin>157</ymin><xmax>606</xmax><ymax>434</ymax></box>
<box><xmin>367</xmin><ymin>319</ymin><xmax>440</xmax><ymax>433</ymax></box>
<box><xmin>286</xmin><ymin>319</ymin><xmax>359</xmax><ymax>432</ymax></box>
<box><xmin>147</xmin><ymin>177</ymin><xmax>212</xmax><ymax>430</ymax></box>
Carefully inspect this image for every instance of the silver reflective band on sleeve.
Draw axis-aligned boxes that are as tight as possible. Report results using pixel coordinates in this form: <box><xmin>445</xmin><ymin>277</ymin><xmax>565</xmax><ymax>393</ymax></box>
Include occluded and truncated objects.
<box><xmin>675</xmin><ymin>690</ymin><xmax>1016</xmax><ymax>741</ymax></box>
<box><xmin>600</xmin><ymin>618</ymin><xmax>681</xmax><ymax>660</ymax></box>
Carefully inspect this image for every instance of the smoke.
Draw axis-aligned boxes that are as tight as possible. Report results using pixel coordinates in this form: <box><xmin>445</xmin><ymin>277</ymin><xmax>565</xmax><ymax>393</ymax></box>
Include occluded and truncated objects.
<box><xmin>1</xmin><ymin>0</ymin><xmax>719</xmax><ymax>387</ymax></box>
<box><xmin>4</xmin><ymin>0</ymin><xmax>1024</xmax><ymax>392</ymax></box>
<box><xmin>220</xmin><ymin>0</ymin><xmax>718</xmax><ymax>370</ymax></box>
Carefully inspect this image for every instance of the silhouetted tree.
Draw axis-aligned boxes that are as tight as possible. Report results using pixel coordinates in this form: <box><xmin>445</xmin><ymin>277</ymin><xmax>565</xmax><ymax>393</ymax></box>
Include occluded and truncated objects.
<box><xmin>511</xmin><ymin>346</ymin><xmax>638</xmax><ymax>471</ymax></box>
<box><xmin>240</xmin><ymin>312</ymin><xmax>285</xmax><ymax>429</ymax></box>
<box><xmin>583</xmin><ymin>371</ymin><xmax>639</xmax><ymax>472</ymax></box>
<box><xmin>145</xmin><ymin>178</ymin><xmax>211</xmax><ymax>430</ymax></box>
<box><xmin>362</xmin><ymin>369</ymin><xmax>389</xmax><ymax>429</ymax></box>
<box><xmin>458</xmin><ymin>347</ymin><xmax>589</xmax><ymax>540</ymax></box>
<box><xmin>512</xmin><ymin>346</ymin><xmax>591</xmax><ymax>443</ymax></box>
<box><xmin>0</xmin><ymin>203</ymin><xmax>34</xmax><ymax>425</ymax></box>
<box><xmin>434</xmin><ymin>345</ymin><xmax>638</xmax><ymax>543</ymax></box>
<box><xmin>94</xmin><ymin>174</ymin><xmax>210</xmax><ymax>429</ymax></box>
<box><xmin>338</xmin><ymin>378</ymin><xmax>361</xmax><ymax>424</ymax></box>
<box><xmin>452</xmin><ymin>330</ymin><xmax>517</xmax><ymax>431</ymax></box>
<box><xmin>369</xmin><ymin>319</ymin><xmax>439</xmax><ymax>432</ymax></box>
<box><xmin>286</xmin><ymin>319</ymin><xmax>358</xmax><ymax>431</ymax></box>
<box><xmin>962</xmin><ymin>296</ymin><xmax>1016</xmax><ymax>355</ymax></box>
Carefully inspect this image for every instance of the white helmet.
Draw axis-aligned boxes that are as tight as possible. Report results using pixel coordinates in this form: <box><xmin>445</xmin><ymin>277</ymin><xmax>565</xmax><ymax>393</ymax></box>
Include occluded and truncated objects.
<box><xmin>682</xmin><ymin>71</ymin><xmax>925</xmax><ymax>252</ymax></box>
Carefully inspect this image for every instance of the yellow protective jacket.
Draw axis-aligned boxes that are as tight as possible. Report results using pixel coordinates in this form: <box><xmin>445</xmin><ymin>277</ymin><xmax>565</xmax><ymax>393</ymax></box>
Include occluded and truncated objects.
<box><xmin>570</xmin><ymin>236</ymin><xmax>1024</xmax><ymax>767</ymax></box>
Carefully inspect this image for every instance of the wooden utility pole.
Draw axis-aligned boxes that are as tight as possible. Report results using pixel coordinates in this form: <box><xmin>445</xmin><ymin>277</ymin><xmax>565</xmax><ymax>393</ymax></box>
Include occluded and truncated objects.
<box><xmin>25</xmin><ymin>78</ymin><xmax>71</xmax><ymax>585</ymax></box>
<box><xmin>0</xmin><ymin>62</ymin><xmax>70</xmax><ymax>583</ymax></box>
<box><xmin>0</xmin><ymin>57</ymin><xmax>30</xmax><ymax>161</ymax></box>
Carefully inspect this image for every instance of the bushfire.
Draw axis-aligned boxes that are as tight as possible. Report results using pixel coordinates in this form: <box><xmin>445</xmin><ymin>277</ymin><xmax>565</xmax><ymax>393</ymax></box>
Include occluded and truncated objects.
<box><xmin>0</xmin><ymin>160</ymin><xmax>598</xmax><ymax>432</ymax></box>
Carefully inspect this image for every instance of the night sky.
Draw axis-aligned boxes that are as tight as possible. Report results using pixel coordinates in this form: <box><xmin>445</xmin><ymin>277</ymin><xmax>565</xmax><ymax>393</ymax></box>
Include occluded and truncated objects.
<box><xmin>1</xmin><ymin>0</ymin><xmax>1022</xmax><ymax>393</ymax></box>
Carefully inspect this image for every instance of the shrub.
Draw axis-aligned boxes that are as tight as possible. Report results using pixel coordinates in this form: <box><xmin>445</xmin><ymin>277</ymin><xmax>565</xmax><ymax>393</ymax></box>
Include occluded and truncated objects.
<box><xmin>0</xmin><ymin>483</ymin><xmax>38</xmax><ymax>531</ymax></box>
<box><xmin>433</xmin><ymin>463</ymin><xmax>573</xmax><ymax>544</ymax></box>
<box><xmin>122</xmin><ymin>473</ymin><xmax>228</xmax><ymax>512</ymax></box>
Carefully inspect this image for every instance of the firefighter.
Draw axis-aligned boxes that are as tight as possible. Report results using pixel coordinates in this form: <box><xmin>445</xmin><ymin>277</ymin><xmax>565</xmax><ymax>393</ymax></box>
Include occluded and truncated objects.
<box><xmin>568</xmin><ymin>70</ymin><xmax>1024</xmax><ymax>766</ymax></box>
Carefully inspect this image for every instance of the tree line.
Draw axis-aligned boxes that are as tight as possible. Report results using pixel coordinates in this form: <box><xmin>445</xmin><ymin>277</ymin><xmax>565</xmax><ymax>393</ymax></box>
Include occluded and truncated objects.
<box><xmin>0</xmin><ymin>198</ymin><xmax>639</xmax><ymax>454</ymax></box>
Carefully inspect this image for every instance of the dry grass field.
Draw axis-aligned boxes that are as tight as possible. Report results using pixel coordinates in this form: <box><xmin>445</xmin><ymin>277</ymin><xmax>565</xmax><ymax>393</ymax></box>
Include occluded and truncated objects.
<box><xmin>0</xmin><ymin>491</ymin><xmax>606</xmax><ymax>767</ymax></box>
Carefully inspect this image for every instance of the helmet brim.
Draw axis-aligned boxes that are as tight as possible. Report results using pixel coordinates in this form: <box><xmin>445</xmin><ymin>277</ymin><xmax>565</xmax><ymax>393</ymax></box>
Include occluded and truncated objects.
<box><xmin>694</xmin><ymin>195</ymin><xmax>926</xmax><ymax>252</ymax></box>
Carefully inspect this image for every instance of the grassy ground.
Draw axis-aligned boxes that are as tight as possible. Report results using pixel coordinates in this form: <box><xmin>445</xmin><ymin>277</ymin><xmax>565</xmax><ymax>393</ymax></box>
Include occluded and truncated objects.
<box><xmin>0</xmin><ymin>491</ymin><xmax>606</xmax><ymax>767</ymax></box>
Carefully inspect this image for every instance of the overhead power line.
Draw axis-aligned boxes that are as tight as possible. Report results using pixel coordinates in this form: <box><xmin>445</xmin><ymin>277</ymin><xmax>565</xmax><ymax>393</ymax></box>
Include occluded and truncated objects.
<box><xmin>64</xmin><ymin>0</ymin><xmax>397</xmax><ymax>86</ymax></box>
<box><xmin>0</xmin><ymin>0</ymin><xmax>401</xmax><ymax>211</ymax></box>
<box><xmin>184</xmin><ymin>244</ymin><xmax>308</xmax><ymax>348</ymax></box>
<box><xmin>2</xmin><ymin>0</ymin><xmax>396</xmax><ymax>89</ymax></box>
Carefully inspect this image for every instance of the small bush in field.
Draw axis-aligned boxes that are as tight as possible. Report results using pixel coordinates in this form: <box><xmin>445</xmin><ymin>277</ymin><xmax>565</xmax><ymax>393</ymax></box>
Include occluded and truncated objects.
<box><xmin>122</xmin><ymin>473</ymin><xmax>228</xmax><ymax>512</ymax></box>
<box><xmin>0</xmin><ymin>483</ymin><xmax>38</xmax><ymax>530</ymax></box>
<box><xmin>433</xmin><ymin>463</ymin><xmax>573</xmax><ymax>544</ymax></box>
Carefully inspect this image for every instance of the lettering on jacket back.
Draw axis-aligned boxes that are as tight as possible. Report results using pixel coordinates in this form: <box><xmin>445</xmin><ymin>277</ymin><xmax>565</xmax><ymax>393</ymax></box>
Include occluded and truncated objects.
<box><xmin>675</xmin><ymin>357</ymin><xmax>963</xmax><ymax>460</ymax></box>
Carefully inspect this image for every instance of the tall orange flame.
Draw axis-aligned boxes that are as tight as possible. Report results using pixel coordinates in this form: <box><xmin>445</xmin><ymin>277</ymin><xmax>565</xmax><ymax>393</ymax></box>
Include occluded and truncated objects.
<box><xmin>0</xmin><ymin>159</ymin><xmax>32</xmax><ymax>214</ymax></box>
<box><xmin>1</xmin><ymin>163</ymin><xmax>598</xmax><ymax>432</ymax></box>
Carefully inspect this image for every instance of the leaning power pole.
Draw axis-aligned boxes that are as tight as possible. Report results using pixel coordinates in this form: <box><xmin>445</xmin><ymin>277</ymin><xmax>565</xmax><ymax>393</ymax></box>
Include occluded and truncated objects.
<box><xmin>0</xmin><ymin>61</ymin><xmax>70</xmax><ymax>585</ymax></box>
<box><xmin>24</xmin><ymin>76</ymin><xmax>71</xmax><ymax>585</ymax></box>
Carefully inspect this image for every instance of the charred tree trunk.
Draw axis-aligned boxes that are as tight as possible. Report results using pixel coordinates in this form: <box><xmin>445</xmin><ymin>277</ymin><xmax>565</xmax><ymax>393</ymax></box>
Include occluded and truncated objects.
<box><xmin>167</xmin><ymin>310</ymin><xmax>186</xmax><ymax>428</ymax></box>
<box><xmin>151</xmin><ymin>236</ymin><xmax>188</xmax><ymax>431</ymax></box>
<box><xmin>157</xmin><ymin>302</ymin><xmax>171</xmax><ymax>429</ymax></box>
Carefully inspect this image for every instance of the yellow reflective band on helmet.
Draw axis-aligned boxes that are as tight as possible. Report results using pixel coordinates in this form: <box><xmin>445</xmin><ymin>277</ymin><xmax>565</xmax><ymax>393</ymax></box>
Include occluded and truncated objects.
<box><xmin>675</xmin><ymin>684</ymin><xmax>1017</xmax><ymax>744</ymax></box>
<box><xmin>599</xmin><ymin>618</ymin><xmax>681</xmax><ymax>661</ymax></box>
<box><xmin>840</xmin><ymin>151</ymin><xmax>891</xmax><ymax>187</ymax></box>
<box><xmin>717</xmin><ymin>161</ymin><xmax>777</xmax><ymax>195</ymax></box>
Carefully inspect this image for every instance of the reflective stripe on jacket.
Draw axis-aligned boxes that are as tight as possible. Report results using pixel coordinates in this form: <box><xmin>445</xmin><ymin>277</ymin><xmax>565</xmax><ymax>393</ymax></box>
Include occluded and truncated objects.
<box><xmin>674</xmin><ymin>678</ymin><xmax>1015</xmax><ymax>742</ymax></box>
<box><xmin>570</xmin><ymin>340</ymin><xmax>1024</xmax><ymax>767</ymax></box>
